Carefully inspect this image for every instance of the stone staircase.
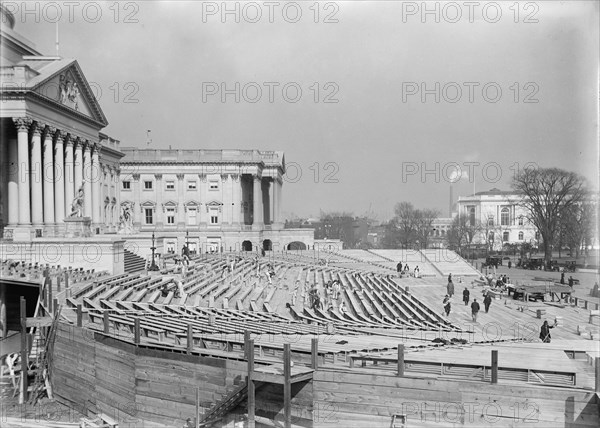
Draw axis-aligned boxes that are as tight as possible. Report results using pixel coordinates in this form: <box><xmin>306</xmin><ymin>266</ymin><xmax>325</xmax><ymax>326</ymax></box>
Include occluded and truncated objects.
<box><xmin>123</xmin><ymin>249</ymin><xmax>146</xmax><ymax>273</ymax></box>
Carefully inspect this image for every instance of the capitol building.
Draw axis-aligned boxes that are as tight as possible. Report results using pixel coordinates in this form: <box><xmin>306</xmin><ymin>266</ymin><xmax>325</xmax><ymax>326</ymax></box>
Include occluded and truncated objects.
<box><xmin>0</xmin><ymin>5</ymin><xmax>312</xmax><ymax>272</ymax></box>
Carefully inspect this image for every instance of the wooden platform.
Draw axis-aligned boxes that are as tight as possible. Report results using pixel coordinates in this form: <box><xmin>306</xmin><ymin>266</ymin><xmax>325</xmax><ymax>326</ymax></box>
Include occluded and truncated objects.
<box><xmin>253</xmin><ymin>364</ymin><xmax>314</xmax><ymax>384</ymax></box>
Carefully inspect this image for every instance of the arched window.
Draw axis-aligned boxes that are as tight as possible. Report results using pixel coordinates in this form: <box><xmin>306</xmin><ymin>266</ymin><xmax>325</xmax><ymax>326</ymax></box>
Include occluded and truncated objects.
<box><xmin>487</xmin><ymin>216</ymin><xmax>494</xmax><ymax>227</ymax></box>
<box><xmin>518</xmin><ymin>231</ymin><xmax>524</xmax><ymax>240</ymax></box>
<box><xmin>518</xmin><ymin>216</ymin><xmax>524</xmax><ymax>226</ymax></box>
<box><xmin>501</xmin><ymin>207</ymin><xmax>510</xmax><ymax>226</ymax></box>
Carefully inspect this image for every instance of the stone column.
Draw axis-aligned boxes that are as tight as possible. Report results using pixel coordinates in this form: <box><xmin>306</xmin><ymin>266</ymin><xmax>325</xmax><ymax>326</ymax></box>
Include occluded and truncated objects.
<box><xmin>14</xmin><ymin>118</ymin><xmax>32</xmax><ymax>225</ymax></box>
<box><xmin>114</xmin><ymin>167</ymin><xmax>121</xmax><ymax>228</ymax></box>
<box><xmin>198</xmin><ymin>173</ymin><xmax>206</xmax><ymax>227</ymax></box>
<box><xmin>231</xmin><ymin>174</ymin><xmax>241</xmax><ymax>226</ymax></box>
<box><xmin>73</xmin><ymin>138</ymin><xmax>83</xmax><ymax>196</ymax></box>
<box><xmin>83</xmin><ymin>142</ymin><xmax>92</xmax><ymax>218</ymax></box>
<box><xmin>222</xmin><ymin>174</ymin><xmax>231</xmax><ymax>227</ymax></box>
<box><xmin>42</xmin><ymin>126</ymin><xmax>55</xmax><ymax>226</ymax></box>
<box><xmin>54</xmin><ymin>130</ymin><xmax>65</xmax><ymax>223</ymax></box>
<box><xmin>276</xmin><ymin>178</ymin><xmax>282</xmax><ymax>227</ymax></box>
<box><xmin>104</xmin><ymin>166</ymin><xmax>110</xmax><ymax>228</ymax></box>
<box><xmin>252</xmin><ymin>175</ymin><xmax>263</xmax><ymax>229</ymax></box>
<box><xmin>91</xmin><ymin>144</ymin><xmax>101</xmax><ymax>226</ymax></box>
<box><xmin>30</xmin><ymin>122</ymin><xmax>44</xmax><ymax>227</ymax></box>
<box><xmin>7</xmin><ymin>133</ymin><xmax>18</xmax><ymax>225</ymax></box>
<box><xmin>132</xmin><ymin>172</ymin><xmax>140</xmax><ymax>227</ymax></box>
<box><xmin>63</xmin><ymin>135</ymin><xmax>75</xmax><ymax>217</ymax></box>
<box><xmin>176</xmin><ymin>173</ymin><xmax>185</xmax><ymax>228</ymax></box>
<box><xmin>155</xmin><ymin>173</ymin><xmax>163</xmax><ymax>228</ymax></box>
<box><xmin>262</xmin><ymin>179</ymin><xmax>271</xmax><ymax>225</ymax></box>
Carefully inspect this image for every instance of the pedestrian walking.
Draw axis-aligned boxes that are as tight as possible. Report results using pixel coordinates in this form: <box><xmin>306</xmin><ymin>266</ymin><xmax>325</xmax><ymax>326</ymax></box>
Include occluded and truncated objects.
<box><xmin>443</xmin><ymin>295</ymin><xmax>451</xmax><ymax>317</ymax></box>
<box><xmin>471</xmin><ymin>299</ymin><xmax>480</xmax><ymax>322</ymax></box>
<box><xmin>462</xmin><ymin>287</ymin><xmax>470</xmax><ymax>306</ymax></box>
<box><xmin>484</xmin><ymin>293</ymin><xmax>492</xmax><ymax>313</ymax></box>
<box><xmin>560</xmin><ymin>272</ymin><xmax>565</xmax><ymax>285</ymax></box>
<box><xmin>447</xmin><ymin>280</ymin><xmax>455</xmax><ymax>297</ymax></box>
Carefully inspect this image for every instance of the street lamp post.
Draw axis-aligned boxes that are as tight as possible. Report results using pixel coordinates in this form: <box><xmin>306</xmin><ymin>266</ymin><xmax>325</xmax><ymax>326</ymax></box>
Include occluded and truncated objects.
<box><xmin>149</xmin><ymin>232</ymin><xmax>159</xmax><ymax>271</ymax></box>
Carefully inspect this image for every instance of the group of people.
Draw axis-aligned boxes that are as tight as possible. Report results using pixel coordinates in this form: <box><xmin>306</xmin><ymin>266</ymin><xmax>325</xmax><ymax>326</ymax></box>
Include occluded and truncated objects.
<box><xmin>396</xmin><ymin>262</ymin><xmax>420</xmax><ymax>278</ymax></box>
<box><xmin>443</xmin><ymin>273</ymin><xmax>493</xmax><ymax>321</ymax></box>
<box><xmin>559</xmin><ymin>272</ymin><xmax>575</xmax><ymax>287</ymax></box>
<box><xmin>307</xmin><ymin>279</ymin><xmax>344</xmax><ymax>311</ymax></box>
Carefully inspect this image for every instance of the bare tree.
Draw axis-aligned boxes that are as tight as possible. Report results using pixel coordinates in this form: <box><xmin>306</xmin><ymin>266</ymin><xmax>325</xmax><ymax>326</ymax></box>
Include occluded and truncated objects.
<box><xmin>446</xmin><ymin>215</ymin><xmax>479</xmax><ymax>254</ymax></box>
<box><xmin>413</xmin><ymin>208</ymin><xmax>440</xmax><ymax>249</ymax></box>
<box><xmin>512</xmin><ymin>167</ymin><xmax>589</xmax><ymax>267</ymax></box>
<box><xmin>394</xmin><ymin>202</ymin><xmax>417</xmax><ymax>249</ymax></box>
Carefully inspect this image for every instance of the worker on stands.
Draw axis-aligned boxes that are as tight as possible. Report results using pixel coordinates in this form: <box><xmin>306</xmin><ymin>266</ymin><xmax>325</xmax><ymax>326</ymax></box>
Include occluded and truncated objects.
<box><xmin>339</xmin><ymin>301</ymin><xmax>348</xmax><ymax>314</ymax></box>
<box><xmin>539</xmin><ymin>319</ymin><xmax>558</xmax><ymax>343</ymax></box>
<box><xmin>160</xmin><ymin>282</ymin><xmax>169</xmax><ymax>297</ymax></box>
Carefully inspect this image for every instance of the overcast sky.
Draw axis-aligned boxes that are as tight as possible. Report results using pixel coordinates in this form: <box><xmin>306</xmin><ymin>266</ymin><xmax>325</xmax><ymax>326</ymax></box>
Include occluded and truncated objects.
<box><xmin>14</xmin><ymin>1</ymin><xmax>599</xmax><ymax>220</ymax></box>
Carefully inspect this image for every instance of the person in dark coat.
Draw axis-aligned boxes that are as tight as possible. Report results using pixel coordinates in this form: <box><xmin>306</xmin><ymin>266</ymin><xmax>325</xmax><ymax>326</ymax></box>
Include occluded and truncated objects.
<box><xmin>539</xmin><ymin>319</ymin><xmax>557</xmax><ymax>343</ymax></box>
<box><xmin>443</xmin><ymin>295</ymin><xmax>451</xmax><ymax>317</ymax></box>
<box><xmin>483</xmin><ymin>294</ymin><xmax>493</xmax><ymax>313</ymax></box>
<box><xmin>560</xmin><ymin>272</ymin><xmax>565</xmax><ymax>284</ymax></box>
<box><xmin>568</xmin><ymin>276</ymin><xmax>574</xmax><ymax>288</ymax></box>
<box><xmin>471</xmin><ymin>299</ymin><xmax>480</xmax><ymax>322</ymax></box>
<box><xmin>462</xmin><ymin>287</ymin><xmax>470</xmax><ymax>306</ymax></box>
<box><xmin>447</xmin><ymin>280</ymin><xmax>455</xmax><ymax>297</ymax></box>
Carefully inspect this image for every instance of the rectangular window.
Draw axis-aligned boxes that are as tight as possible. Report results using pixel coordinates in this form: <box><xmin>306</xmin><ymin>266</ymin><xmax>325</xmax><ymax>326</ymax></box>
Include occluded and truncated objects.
<box><xmin>211</xmin><ymin>215</ymin><xmax>219</xmax><ymax>224</ymax></box>
<box><xmin>144</xmin><ymin>181</ymin><xmax>153</xmax><ymax>190</ymax></box>
<box><xmin>487</xmin><ymin>216</ymin><xmax>494</xmax><ymax>227</ymax></box>
<box><xmin>166</xmin><ymin>181</ymin><xmax>175</xmax><ymax>190</ymax></box>
<box><xmin>144</xmin><ymin>208</ymin><xmax>153</xmax><ymax>224</ymax></box>
<box><xmin>503</xmin><ymin>231</ymin><xmax>510</xmax><ymax>242</ymax></box>
<box><xmin>188</xmin><ymin>207</ymin><xmax>197</xmax><ymax>226</ymax></box>
<box><xmin>518</xmin><ymin>217</ymin><xmax>524</xmax><ymax>226</ymax></box>
<box><xmin>122</xmin><ymin>181</ymin><xmax>131</xmax><ymax>190</ymax></box>
<box><xmin>166</xmin><ymin>208</ymin><xmax>175</xmax><ymax>224</ymax></box>
<box><xmin>209</xmin><ymin>180</ymin><xmax>219</xmax><ymax>191</ymax></box>
<box><xmin>187</xmin><ymin>181</ymin><xmax>197</xmax><ymax>190</ymax></box>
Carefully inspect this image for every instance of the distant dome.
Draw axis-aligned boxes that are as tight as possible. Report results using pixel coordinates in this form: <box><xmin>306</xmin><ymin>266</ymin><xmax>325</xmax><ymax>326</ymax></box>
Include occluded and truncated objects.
<box><xmin>1</xmin><ymin>4</ymin><xmax>16</xmax><ymax>29</ymax></box>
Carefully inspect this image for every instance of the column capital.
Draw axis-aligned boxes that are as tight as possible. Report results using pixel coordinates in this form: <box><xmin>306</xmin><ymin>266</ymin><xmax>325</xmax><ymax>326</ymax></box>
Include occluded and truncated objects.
<box><xmin>31</xmin><ymin>121</ymin><xmax>44</xmax><ymax>137</ymax></box>
<box><xmin>155</xmin><ymin>173</ymin><xmax>163</xmax><ymax>181</ymax></box>
<box><xmin>43</xmin><ymin>125</ymin><xmax>57</xmax><ymax>139</ymax></box>
<box><xmin>132</xmin><ymin>173</ymin><xmax>140</xmax><ymax>181</ymax></box>
<box><xmin>91</xmin><ymin>142</ymin><xmax>100</xmax><ymax>154</ymax></box>
<box><xmin>253</xmin><ymin>174</ymin><xmax>262</xmax><ymax>182</ymax></box>
<box><xmin>54</xmin><ymin>129</ymin><xmax>66</xmax><ymax>143</ymax></box>
<box><xmin>13</xmin><ymin>117</ymin><xmax>32</xmax><ymax>131</ymax></box>
<box><xmin>83</xmin><ymin>139</ymin><xmax>92</xmax><ymax>152</ymax></box>
<box><xmin>176</xmin><ymin>173</ymin><xmax>185</xmax><ymax>181</ymax></box>
<box><xmin>221</xmin><ymin>174</ymin><xmax>228</xmax><ymax>183</ymax></box>
<box><xmin>73</xmin><ymin>136</ymin><xmax>84</xmax><ymax>149</ymax></box>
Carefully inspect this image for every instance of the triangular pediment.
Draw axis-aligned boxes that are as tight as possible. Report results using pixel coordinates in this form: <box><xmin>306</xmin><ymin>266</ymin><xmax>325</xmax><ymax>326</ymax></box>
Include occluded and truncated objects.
<box><xmin>30</xmin><ymin>60</ymin><xmax>108</xmax><ymax>126</ymax></box>
<box><xmin>206</xmin><ymin>200</ymin><xmax>223</xmax><ymax>207</ymax></box>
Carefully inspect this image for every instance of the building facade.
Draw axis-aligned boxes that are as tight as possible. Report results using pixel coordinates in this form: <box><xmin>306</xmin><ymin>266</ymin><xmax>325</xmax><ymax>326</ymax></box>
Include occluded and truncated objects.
<box><xmin>0</xmin><ymin>7</ymin><xmax>124</xmax><ymax>241</ymax></box>
<box><xmin>456</xmin><ymin>188</ymin><xmax>539</xmax><ymax>250</ymax></box>
<box><xmin>119</xmin><ymin>148</ymin><xmax>313</xmax><ymax>254</ymax></box>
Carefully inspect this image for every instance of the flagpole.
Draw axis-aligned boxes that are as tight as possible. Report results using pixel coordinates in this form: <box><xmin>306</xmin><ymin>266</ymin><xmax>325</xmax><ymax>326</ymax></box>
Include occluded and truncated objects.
<box><xmin>55</xmin><ymin>21</ymin><xmax>59</xmax><ymax>56</ymax></box>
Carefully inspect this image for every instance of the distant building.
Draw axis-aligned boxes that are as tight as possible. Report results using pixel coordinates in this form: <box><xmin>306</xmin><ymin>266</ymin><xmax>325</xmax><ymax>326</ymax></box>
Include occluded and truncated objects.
<box><xmin>119</xmin><ymin>148</ymin><xmax>313</xmax><ymax>253</ymax></box>
<box><xmin>456</xmin><ymin>188</ymin><xmax>539</xmax><ymax>250</ymax></box>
